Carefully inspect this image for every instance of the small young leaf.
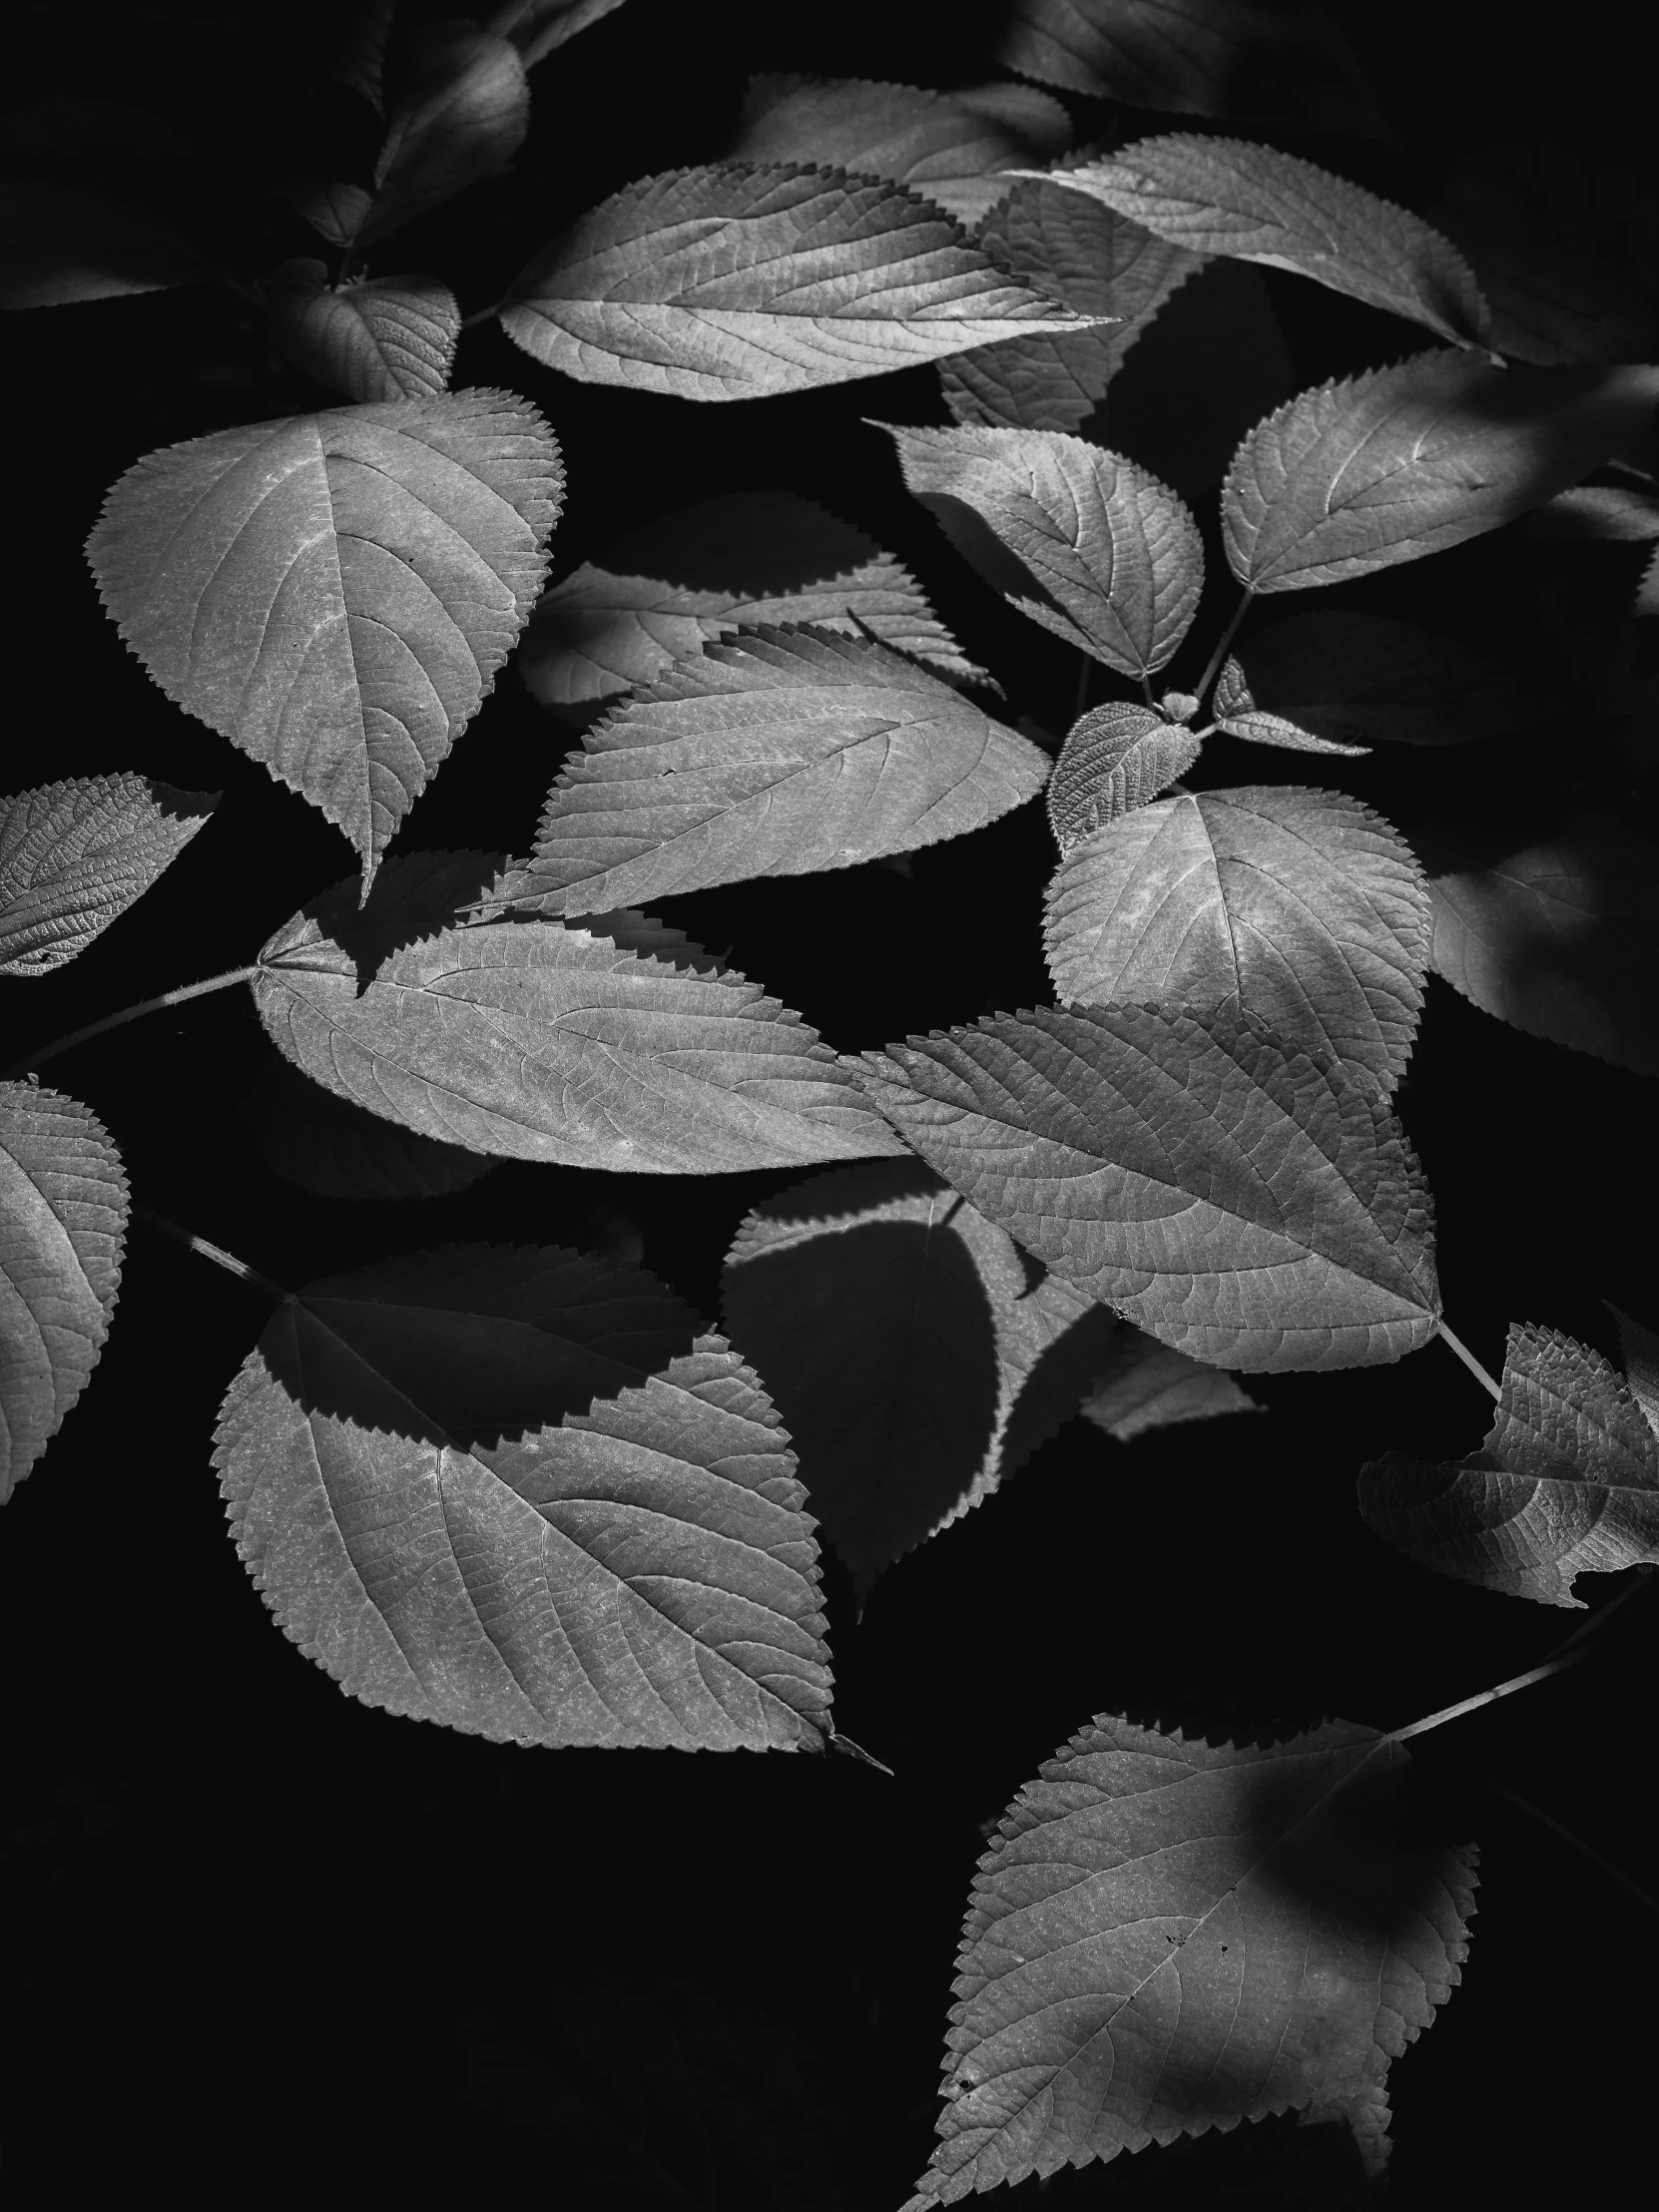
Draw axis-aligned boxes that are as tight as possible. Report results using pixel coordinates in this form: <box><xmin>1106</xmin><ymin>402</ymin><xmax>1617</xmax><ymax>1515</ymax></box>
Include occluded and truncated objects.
<box><xmin>1038</xmin><ymin>136</ymin><xmax>1488</xmax><ymax>347</ymax></box>
<box><xmin>1361</xmin><ymin>1323</ymin><xmax>1659</xmax><ymax>1606</ymax></box>
<box><xmin>995</xmin><ymin>0</ymin><xmax>1388</xmax><ymax>134</ymax></box>
<box><xmin>727</xmin><ymin>75</ymin><xmax>1070</xmax><ymax>226</ymax></box>
<box><xmin>0</xmin><ymin>1082</ymin><xmax>128</xmax><ymax>1502</ymax></box>
<box><xmin>253</xmin><ymin>851</ymin><xmax>906</xmax><ymax>1175</ymax></box>
<box><xmin>495</xmin><ymin>0</ymin><xmax>630</xmax><ymax>66</ymax></box>
<box><xmin>291</xmin><ymin>182</ymin><xmax>375</xmax><ymax>251</ymax></box>
<box><xmin>860</xmin><ymin>1003</ymin><xmax>1440</xmax><ymax>1373</ymax></box>
<box><xmin>1045</xmin><ymin>702</ymin><xmax>1202</xmax><ymax>851</ymax></box>
<box><xmin>1234</xmin><ymin>614</ymin><xmax>1546</xmax><ymax>746</ymax></box>
<box><xmin>497</xmin><ymin>627</ymin><xmax>1048</xmax><ymax>914</ymax></box>
<box><xmin>903</xmin><ymin>1713</ymin><xmax>1474</xmax><ymax>2203</ymax></box>
<box><xmin>499</xmin><ymin>164</ymin><xmax>1106</xmax><ymax>400</ymax></box>
<box><xmin>1080</xmin><ymin>1331</ymin><xmax>1259</xmax><ymax>1440</ymax></box>
<box><xmin>939</xmin><ymin>176</ymin><xmax>1201</xmax><ymax>435</ymax></box>
<box><xmin>1044</xmin><ymin>787</ymin><xmax>1431</xmax><ymax>1092</ymax></box>
<box><xmin>721</xmin><ymin>1160</ymin><xmax>1117</xmax><ymax>1592</ymax></box>
<box><xmin>876</xmin><ymin>423</ymin><xmax>1203</xmax><ymax>677</ymax></box>
<box><xmin>262</xmin><ymin>262</ymin><xmax>460</xmax><ymax>402</ymax></box>
<box><xmin>246</xmin><ymin>1052</ymin><xmax>496</xmax><ymax>1202</ymax></box>
<box><xmin>0</xmin><ymin>776</ymin><xmax>217</xmax><ymax>976</ymax></box>
<box><xmin>0</xmin><ymin>182</ymin><xmax>214</xmax><ymax>308</ymax></box>
<box><xmin>356</xmin><ymin>25</ymin><xmax>531</xmax><ymax>247</ymax></box>
<box><xmin>212</xmin><ymin>1243</ymin><xmax>834</xmax><ymax>1748</ymax></box>
<box><xmin>517</xmin><ymin>490</ymin><xmax>979</xmax><ymax>713</ymax></box>
<box><xmin>86</xmin><ymin>391</ymin><xmax>563</xmax><ymax>892</ymax></box>
<box><xmin>1211</xmin><ymin>657</ymin><xmax>1369</xmax><ymax>755</ymax></box>
<box><xmin>1418</xmin><ymin>812</ymin><xmax>1659</xmax><ymax>1076</ymax></box>
<box><xmin>1222</xmin><ymin>353</ymin><xmax>1659</xmax><ymax>594</ymax></box>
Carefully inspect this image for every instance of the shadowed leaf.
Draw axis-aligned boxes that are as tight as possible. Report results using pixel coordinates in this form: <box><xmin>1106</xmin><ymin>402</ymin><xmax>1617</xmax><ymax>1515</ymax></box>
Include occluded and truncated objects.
<box><xmin>1046</xmin><ymin>702</ymin><xmax>1203</xmax><ymax>850</ymax></box>
<box><xmin>1211</xmin><ymin>658</ymin><xmax>1369</xmax><ymax>756</ymax></box>
<box><xmin>357</xmin><ymin>25</ymin><xmax>530</xmax><ymax>247</ymax></box>
<box><xmin>0</xmin><ymin>182</ymin><xmax>215</xmax><ymax>308</ymax></box>
<box><xmin>1233</xmin><ymin>615</ymin><xmax>1547</xmax><ymax>746</ymax></box>
<box><xmin>246</xmin><ymin>1052</ymin><xmax>497</xmax><ymax>1202</ymax></box>
<box><xmin>262</xmin><ymin>262</ymin><xmax>460</xmax><ymax>402</ymax></box>
<box><xmin>1080</xmin><ymin>1330</ymin><xmax>1259</xmax><ymax>1439</ymax></box>
<box><xmin>495</xmin><ymin>0</ymin><xmax>630</xmax><ymax>66</ymax></box>
<box><xmin>0</xmin><ymin>776</ymin><xmax>217</xmax><ymax>975</ymax></box>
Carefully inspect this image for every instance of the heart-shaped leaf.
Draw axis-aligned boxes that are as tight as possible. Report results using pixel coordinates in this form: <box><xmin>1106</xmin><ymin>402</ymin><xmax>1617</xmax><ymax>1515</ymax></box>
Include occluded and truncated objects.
<box><xmin>1080</xmin><ymin>1332</ymin><xmax>1260</xmax><ymax>1440</ymax></box>
<box><xmin>212</xmin><ymin>1243</ymin><xmax>834</xmax><ymax>1748</ymax></box>
<box><xmin>877</xmin><ymin>423</ymin><xmax>1203</xmax><ymax>677</ymax></box>
<box><xmin>253</xmin><ymin>851</ymin><xmax>906</xmax><ymax>1175</ymax></box>
<box><xmin>902</xmin><ymin>1711</ymin><xmax>1475</xmax><ymax>2204</ymax></box>
<box><xmin>1222</xmin><ymin>353</ymin><xmax>1659</xmax><ymax>594</ymax></box>
<box><xmin>262</xmin><ymin>262</ymin><xmax>460</xmax><ymax>401</ymax></box>
<box><xmin>1233</xmin><ymin>614</ymin><xmax>1546</xmax><ymax>746</ymax></box>
<box><xmin>1361</xmin><ymin>1322</ymin><xmax>1659</xmax><ymax>1606</ymax></box>
<box><xmin>517</xmin><ymin>490</ymin><xmax>980</xmax><ymax>714</ymax></box>
<box><xmin>0</xmin><ymin>776</ymin><xmax>217</xmax><ymax>976</ymax></box>
<box><xmin>356</xmin><ymin>25</ymin><xmax>530</xmax><ymax>247</ymax></box>
<box><xmin>1045</xmin><ymin>702</ymin><xmax>1203</xmax><ymax>851</ymax></box>
<box><xmin>1044</xmin><ymin>786</ymin><xmax>1431</xmax><ymax>1091</ymax></box>
<box><xmin>721</xmin><ymin>1160</ymin><xmax>1118</xmax><ymax>1592</ymax></box>
<box><xmin>860</xmin><ymin>1002</ymin><xmax>1439</xmax><ymax>1372</ymax></box>
<box><xmin>86</xmin><ymin>391</ymin><xmax>563</xmax><ymax>891</ymax></box>
<box><xmin>1039</xmin><ymin>136</ymin><xmax>1487</xmax><ymax>347</ymax></box>
<box><xmin>495</xmin><ymin>627</ymin><xmax>1049</xmax><ymax>914</ymax></box>
<box><xmin>1</xmin><ymin>1082</ymin><xmax>128</xmax><ymax>1502</ymax></box>
<box><xmin>500</xmin><ymin>163</ymin><xmax>1105</xmax><ymax>399</ymax></box>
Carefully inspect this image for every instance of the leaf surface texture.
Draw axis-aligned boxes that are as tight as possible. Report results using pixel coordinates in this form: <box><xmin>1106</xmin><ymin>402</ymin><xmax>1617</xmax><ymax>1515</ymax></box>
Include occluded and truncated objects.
<box><xmin>0</xmin><ymin>775</ymin><xmax>216</xmax><ymax>975</ymax></box>
<box><xmin>262</xmin><ymin>262</ymin><xmax>460</xmax><ymax>402</ymax></box>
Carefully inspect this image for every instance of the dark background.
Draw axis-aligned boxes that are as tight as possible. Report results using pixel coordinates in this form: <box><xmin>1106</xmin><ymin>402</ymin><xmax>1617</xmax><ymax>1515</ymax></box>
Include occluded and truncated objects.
<box><xmin>3</xmin><ymin>3</ymin><xmax>1656</xmax><ymax>2203</ymax></box>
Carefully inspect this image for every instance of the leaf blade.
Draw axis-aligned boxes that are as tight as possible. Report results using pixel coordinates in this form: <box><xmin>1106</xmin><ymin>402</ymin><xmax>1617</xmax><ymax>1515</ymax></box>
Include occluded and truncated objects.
<box><xmin>0</xmin><ymin>775</ymin><xmax>217</xmax><ymax>975</ymax></box>
<box><xmin>262</xmin><ymin>262</ymin><xmax>461</xmax><ymax>402</ymax></box>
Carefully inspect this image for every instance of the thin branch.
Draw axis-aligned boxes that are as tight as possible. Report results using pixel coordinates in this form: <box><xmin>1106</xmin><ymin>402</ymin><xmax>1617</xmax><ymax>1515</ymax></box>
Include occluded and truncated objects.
<box><xmin>3</xmin><ymin>967</ymin><xmax>259</xmax><ymax>1082</ymax></box>
<box><xmin>460</xmin><ymin>302</ymin><xmax>504</xmax><ymax>329</ymax></box>
<box><xmin>1193</xmin><ymin>586</ymin><xmax>1255</xmax><ymax>707</ymax></box>
<box><xmin>1461</xmin><ymin>1759</ymin><xmax>1659</xmax><ymax>1917</ymax></box>
<box><xmin>133</xmin><ymin>1209</ymin><xmax>290</xmax><ymax>1303</ymax></box>
<box><xmin>1436</xmin><ymin>1318</ymin><xmax>1502</xmax><ymax>1401</ymax></box>
<box><xmin>1387</xmin><ymin>1645</ymin><xmax>1594</xmax><ymax>1744</ymax></box>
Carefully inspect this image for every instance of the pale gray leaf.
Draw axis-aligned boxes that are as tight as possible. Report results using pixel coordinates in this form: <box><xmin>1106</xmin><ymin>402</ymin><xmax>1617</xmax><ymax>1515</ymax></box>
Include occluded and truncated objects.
<box><xmin>262</xmin><ymin>261</ymin><xmax>460</xmax><ymax>401</ymax></box>
<box><xmin>0</xmin><ymin>775</ymin><xmax>217</xmax><ymax>975</ymax></box>
<box><xmin>1046</xmin><ymin>701</ymin><xmax>1203</xmax><ymax>850</ymax></box>
<box><xmin>1079</xmin><ymin>1329</ymin><xmax>1260</xmax><ymax>1439</ymax></box>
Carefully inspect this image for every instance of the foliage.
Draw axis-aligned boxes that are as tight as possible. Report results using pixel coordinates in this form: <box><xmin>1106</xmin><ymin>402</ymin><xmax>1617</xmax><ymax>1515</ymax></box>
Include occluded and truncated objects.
<box><xmin>4</xmin><ymin>2</ymin><xmax>1657</xmax><ymax>2200</ymax></box>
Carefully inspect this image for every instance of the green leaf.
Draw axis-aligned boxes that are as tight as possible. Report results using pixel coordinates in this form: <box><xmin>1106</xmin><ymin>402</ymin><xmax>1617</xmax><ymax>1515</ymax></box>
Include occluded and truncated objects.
<box><xmin>939</xmin><ymin>176</ymin><xmax>1201</xmax><ymax>435</ymax></box>
<box><xmin>246</xmin><ymin>1051</ymin><xmax>496</xmax><ymax>1202</ymax></box>
<box><xmin>1</xmin><ymin>1082</ymin><xmax>128</xmax><ymax>1503</ymax></box>
<box><xmin>1045</xmin><ymin>702</ymin><xmax>1203</xmax><ymax>851</ymax></box>
<box><xmin>1418</xmin><ymin>812</ymin><xmax>1659</xmax><ymax>1076</ymax></box>
<box><xmin>517</xmin><ymin>490</ymin><xmax>980</xmax><ymax>714</ymax></box>
<box><xmin>499</xmin><ymin>164</ymin><xmax>1106</xmax><ymax>399</ymax></box>
<box><xmin>876</xmin><ymin>423</ymin><xmax>1203</xmax><ymax>677</ymax></box>
<box><xmin>1079</xmin><ymin>1330</ymin><xmax>1259</xmax><ymax>1440</ymax></box>
<box><xmin>901</xmin><ymin>1712</ymin><xmax>1474</xmax><ymax>2204</ymax></box>
<box><xmin>1233</xmin><ymin>614</ymin><xmax>1547</xmax><ymax>746</ymax></box>
<box><xmin>1360</xmin><ymin>1323</ymin><xmax>1659</xmax><ymax>1606</ymax></box>
<box><xmin>859</xmin><ymin>1003</ymin><xmax>1440</xmax><ymax>1373</ymax></box>
<box><xmin>0</xmin><ymin>182</ymin><xmax>214</xmax><ymax>309</ymax></box>
<box><xmin>0</xmin><ymin>775</ymin><xmax>217</xmax><ymax>976</ymax></box>
<box><xmin>253</xmin><ymin>851</ymin><xmax>906</xmax><ymax>1175</ymax></box>
<box><xmin>211</xmin><ymin>1243</ymin><xmax>834</xmax><ymax>1748</ymax></box>
<box><xmin>494</xmin><ymin>627</ymin><xmax>1049</xmax><ymax>914</ymax></box>
<box><xmin>727</xmin><ymin>75</ymin><xmax>1070</xmax><ymax>227</ymax></box>
<box><xmin>86</xmin><ymin>390</ymin><xmax>564</xmax><ymax>892</ymax></box>
<box><xmin>261</xmin><ymin>261</ymin><xmax>460</xmax><ymax>402</ymax></box>
<box><xmin>356</xmin><ymin>25</ymin><xmax>531</xmax><ymax>247</ymax></box>
<box><xmin>1211</xmin><ymin>657</ymin><xmax>1370</xmax><ymax>756</ymax></box>
<box><xmin>721</xmin><ymin>1160</ymin><xmax>1117</xmax><ymax>1592</ymax></box>
<box><xmin>995</xmin><ymin>0</ymin><xmax>1389</xmax><ymax>135</ymax></box>
<box><xmin>1222</xmin><ymin>353</ymin><xmax>1659</xmax><ymax>594</ymax></box>
<box><xmin>1044</xmin><ymin>787</ymin><xmax>1430</xmax><ymax>1093</ymax></box>
<box><xmin>1037</xmin><ymin>136</ymin><xmax>1487</xmax><ymax>348</ymax></box>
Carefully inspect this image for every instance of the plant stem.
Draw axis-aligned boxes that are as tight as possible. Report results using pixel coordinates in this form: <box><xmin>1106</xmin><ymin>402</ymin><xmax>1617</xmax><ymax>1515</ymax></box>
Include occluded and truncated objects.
<box><xmin>1387</xmin><ymin>1645</ymin><xmax>1594</xmax><ymax>1744</ymax></box>
<box><xmin>3</xmin><ymin>967</ymin><xmax>259</xmax><ymax>1082</ymax></box>
<box><xmin>133</xmin><ymin>1208</ymin><xmax>289</xmax><ymax>1302</ymax></box>
<box><xmin>1460</xmin><ymin>1759</ymin><xmax>1659</xmax><ymax>1917</ymax></box>
<box><xmin>1193</xmin><ymin>587</ymin><xmax>1255</xmax><ymax>708</ymax></box>
<box><xmin>1138</xmin><ymin>674</ymin><xmax>1155</xmax><ymax>709</ymax></box>
<box><xmin>460</xmin><ymin>302</ymin><xmax>504</xmax><ymax>329</ymax></box>
<box><xmin>1435</xmin><ymin>1318</ymin><xmax>1502</xmax><ymax>1400</ymax></box>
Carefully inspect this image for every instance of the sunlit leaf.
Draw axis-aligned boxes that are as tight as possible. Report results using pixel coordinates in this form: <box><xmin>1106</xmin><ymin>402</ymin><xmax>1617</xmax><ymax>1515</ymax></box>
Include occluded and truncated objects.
<box><xmin>496</xmin><ymin>627</ymin><xmax>1049</xmax><ymax>913</ymax></box>
<box><xmin>1038</xmin><ymin>136</ymin><xmax>1487</xmax><ymax>347</ymax></box>
<box><xmin>1079</xmin><ymin>1330</ymin><xmax>1259</xmax><ymax>1440</ymax></box>
<box><xmin>902</xmin><ymin>1711</ymin><xmax>1474</xmax><ymax>2204</ymax></box>
<box><xmin>1361</xmin><ymin>1323</ymin><xmax>1659</xmax><ymax>1606</ymax></box>
<box><xmin>212</xmin><ymin>1243</ymin><xmax>834</xmax><ymax>1748</ymax></box>
<box><xmin>357</xmin><ymin>25</ymin><xmax>530</xmax><ymax>247</ymax></box>
<box><xmin>87</xmin><ymin>391</ymin><xmax>563</xmax><ymax>891</ymax></box>
<box><xmin>1045</xmin><ymin>701</ymin><xmax>1202</xmax><ymax>851</ymax></box>
<box><xmin>1045</xmin><ymin>787</ymin><xmax>1430</xmax><ymax>1092</ymax></box>
<box><xmin>1210</xmin><ymin>658</ymin><xmax>1369</xmax><ymax>756</ymax></box>
<box><xmin>246</xmin><ymin>1051</ymin><xmax>496</xmax><ymax>1202</ymax></box>
<box><xmin>262</xmin><ymin>262</ymin><xmax>460</xmax><ymax>402</ymax></box>
<box><xmin>500</xmin><ymin>163</ymin><xmax>1105</xmax><ymax>399</ymax></box>
<box><xmin>877</xmin><ymin>423</ymin><xmax>1202</xmax><ymax>677</ymax></box>
<box><xmin>253</xmin><ymin>851</ymin><xmax>906</xmax><ymax>1174</ymax></box>
<box><xmin>1233</xmin><ymin>615</ymin><xmax>1546</xmax><ymax>747</ymax></box>
<box><xmin>0</xmin><ymin>776</ymin><xmax>217</xmax><ymax>976</ymax></box>
<box><xmin>1222</xmin><ymin>353</ymin><xmax>1659</xmax><ymax>594</ymax></box>
<box><xmin>0</xmin><ymin>1082</ymin><xmax>128</xmax><ymax>1502</ymax></box>
<box><xmin>860</xmin><ymin>1002</ymin><xmax>1440</xmax><ymax>1373</ymax></box>
<box><xmin>517</xmin><ymin>490</ymin><xmax>980</xmax><ymax>713</ymax></box>
<box><xmin>0</xmin><ymin>183</ymin><xmax>215</xmax><ymax>309</ymax></box>
<box><xmin>721</xmin><ymin>1160</ymin><xmax>1116</xmax><ymax>1591</ymax></box>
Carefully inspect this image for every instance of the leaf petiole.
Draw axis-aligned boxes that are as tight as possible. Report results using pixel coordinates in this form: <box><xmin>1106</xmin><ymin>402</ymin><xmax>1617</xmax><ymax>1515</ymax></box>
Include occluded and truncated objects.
<box><xmin>1387</xmin><ymin>1645</ymin><xmax>1594</xmax><ymax>1743</ymax></box>
<box><xmin>133</xmin><ymin>1209</ymin><xmax>289</xmax><ymax>1302</ymax></box>
<box><xmin>1435</xmin><ymin>1318</ymin><xmax>1502</xmax><ymax>1399</ymax></box>
<box><xmin>2</xmin><ymin>966</ymin><xmax>259</xmax><ymax>1082</ymax></box>
<box><xmin>1192</xmin><ymin>587</ymin><xmax>1255</xmax><ymax>708</ymax></box>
